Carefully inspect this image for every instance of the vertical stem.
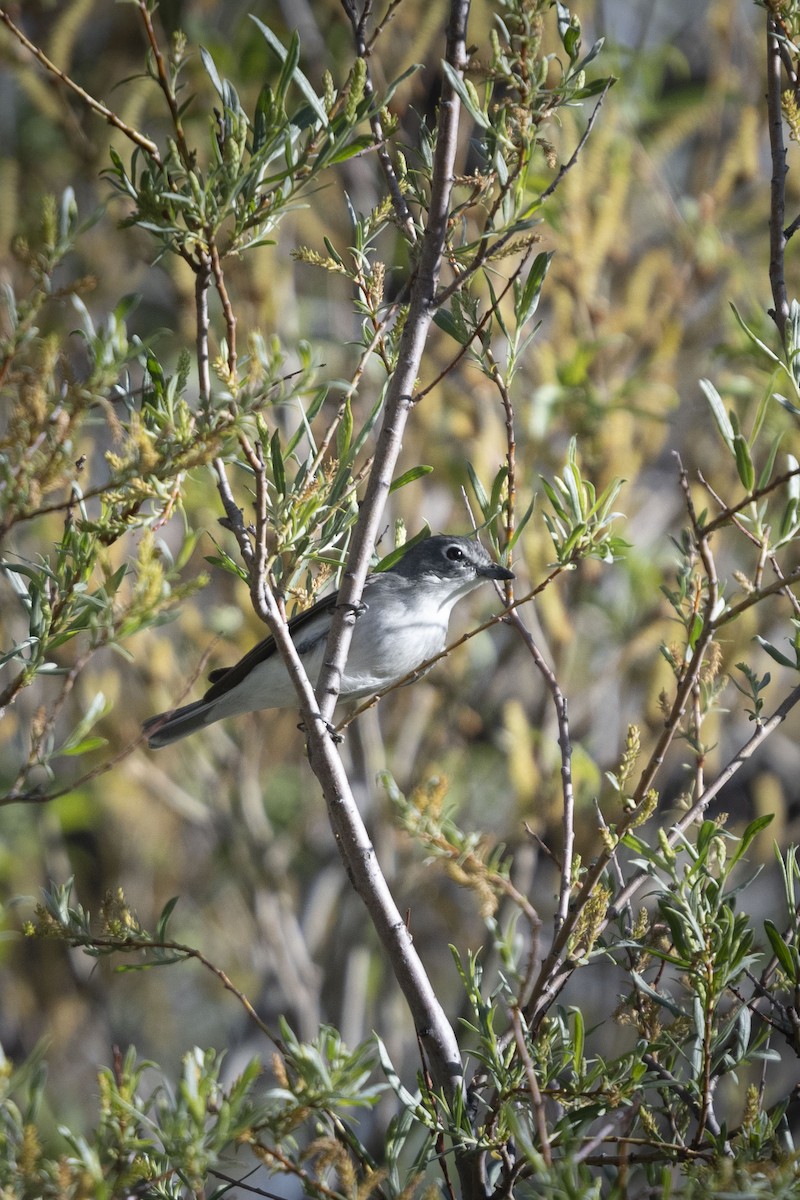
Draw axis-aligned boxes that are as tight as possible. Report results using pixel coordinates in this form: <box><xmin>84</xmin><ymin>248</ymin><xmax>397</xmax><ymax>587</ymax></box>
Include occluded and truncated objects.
<box><xmin>195</xmin><ymin>255</ymin><xmax>212</xmax><ymax>409</ymax></box>
<box><xmin>210</xmin><ymin>240</ymin><xmax>237</xmax><ymax>381</ymax></box>
<box><xmin>767</xmin><ymin>12</ymin><xmax>789</xmax><ymax>346</ymax></box>
<box><xmin>136</xmin><ymin>0</ymin><xmax>191</xmax><ymax>166</ymax></box>
<box><xmin>302</xmin><ymin>4</ymin><xmax>487</xmax><ymax>1195</ymax></box>
<box><xmin>314</xmin><ymin>0</ymin><xmax>472</xmax><ymax>726</ymax></box>
<box><xmin>506</xmin><ymin>610</ymin><xmax>574</xmax><ymax>934</ymax></box>
<box><xmin>341</xmin><ymin>0</ymin><xmax>417</xmax><ymax>242</ymax></box>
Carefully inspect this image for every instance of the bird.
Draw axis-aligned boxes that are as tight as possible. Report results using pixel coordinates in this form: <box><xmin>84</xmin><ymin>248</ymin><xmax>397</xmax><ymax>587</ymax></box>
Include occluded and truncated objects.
<box><xmin>143</xmin><ymin>534</ymin><xmax>514</xmax><ymax>748</ymax></box>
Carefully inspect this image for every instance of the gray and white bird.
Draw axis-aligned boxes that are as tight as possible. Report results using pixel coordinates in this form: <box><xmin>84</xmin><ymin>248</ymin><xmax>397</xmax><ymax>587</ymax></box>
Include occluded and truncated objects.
<box><xmin>143</xmin><ymin>534</ymin><xmax>513</xmax><ymax>749</ymax></box>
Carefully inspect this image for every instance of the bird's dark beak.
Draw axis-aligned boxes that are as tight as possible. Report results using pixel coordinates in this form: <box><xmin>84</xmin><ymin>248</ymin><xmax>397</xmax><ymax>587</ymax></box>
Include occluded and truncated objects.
<box><xmin>480</xmin><ymin>562</ymin><xmax>515</xmax><ymax>581</ymax></box>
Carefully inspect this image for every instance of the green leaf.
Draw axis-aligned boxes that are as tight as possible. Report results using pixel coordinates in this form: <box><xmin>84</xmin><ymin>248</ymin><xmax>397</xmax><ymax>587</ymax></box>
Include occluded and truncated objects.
<box><xmin>757</xmin><ymin>432</ymin><xmax>783</xmax><ymax>491</ymax></box>
<box><xmin>389</xmin><ymin>465</ymin><xmax>434</xmax><ymax>493</ymax></box>
<box><xmin>729</xmin><ymin>302</ymin><xmax>782</xmax><ymax>366</ymax></box>
<box><xmin>199</xmin><ymin>46</ymin><xmax>225</xmax><ymax>100</ymax></box>
<box><xmin>441</xmin><ymin>61</ymin><xmax>490</xmax><ymax>129</ymax></box>
<box><xmin>58</xmin><ymin>692</ymin><xmax>112</xmax><ymax>757</ymax></box>
<box><xmin>276</xmin><ymin>30</ymin><xmax>302</xmax><ymax>107</ymax></box>
<box><xmin>540</xmin><ymin>477</ymin><xmax>568</xmax><ymax>521</ymax></box>
<box><xmin>631</xmin><ymin>971</ymin><xmax>686</xmax><ymax>1018</ymax></box>
<box><xmin>575</xmin><ymin>38</ymin><xmax>606</xmax><ymax>75</ymax></box>
<box><xmin>375</xmin><ymin>1036</ymin><xmax>436</xmax><ymax>1127</ymax></box>
<box><xmin>336</xmin><ymin>397</ymin><xmax>353</xmax><ymax>460</ymax></box>
<box><xmin>564</xmin><ymin>23</ymin><xmax>581</xmax><ymax>60</ymax></box>
<box><xmin>433</xmin><ymin>308</ymin><xmax>469</xmax><ymax>344</ymax></box>
<box><xmin>3</xmin><ymin>560</ymin><xmax>48</xmax><ymax>584</ymax></box>
<box><xmin>60</xmin><ymin>736</ymin><xmax>108</xmax><ymax>756</ymax></box>
<box><xmin>515</xmin><ymin>251</ymin><xmax>553</xmax><ymax>328</ymax></box>
<box><xmin>571</xmin><ymin>77</ymin><xmax>614</xmax><ymax>99</ymax></box>
<box><xmin>774</xmin><ymin>392</ymin><xmax>800</xmax><ymax>416</ymax></box>
<box><xmin>204</xmin><ymin>551</ymin><xmax>249</xmax><ymax>581</ymax></box>
<box><xmin>489</xmin><ymin>467</ymin><xmax>509</xmax><ymax>519</ymax></box>
<box><xmin>380</xmin><ymin>63</ymin><xmax>421</xmax><ymax>108</ymax></box>
<box><xmin>729</xmin><ymin>814</ymin><xmax>773</xmax><ymax>868</ymax></box>
<box><xmin>754</xmin><ymin>635</ymin><xmax>797</xmax><ymax>669</ymax></box>
<box><xmin>250</xmin><ymin>17</ymin><xmax>330</xmax><ymax>128</ymax></box>
<box><xmin>285</xmin><ymin>385</ymin><xmax>328</xmax><ymax>456</ymax></box>
<box><xmin>323</xmin><ymin>236</ymin><xmax>344</xmax><ymax>265</ymax></box>
<box><xmin>467</xmin><ymin>462</ymin><xmax>491</xmax><ymax>518</ymax></box>
<box><xmin>700</xmin><ymin>378</ymin><xmax>735</xmax><ymax>452</ymax></box>
<box><xmin>270</xmin><ymin>429</ymin><xmax>286</xmax><ymax>496</ymax></box>
<box><xmin>325</xmin><ymin>135</ymin><xmax>376</xmax><ymax>165</ymax></box>
<box><xmin>156</xmin><ymin>897</ymin><xmax>180</xmax><ymax>941</ymax></box>
<box><xmin>571</xmin><ymin>1008</ymin><xmax>585</xmax><ymax>1073</ymax></box>
<box><xmin>508</xmin><ymin>496</ymin><xmax>535</xmax><ymax>549</ymax></box>
<box><xmin>252</xmin><ymin>84</ymin><xmax>274</xmax><ymax>153</ymax></box>
<box><xmin>733</xmin><ymin>434</ymin><xmax>755</xmax><ymax>491</ymax></box>
<box><xmin>764</xmin><ymin>919</ymin><xmax>797</xmax><ymax>982</ymax></box>
<box><xmin>350</xmin><ymin>393</ymin><xmax>383</xmax><ymax>458</ymax></box>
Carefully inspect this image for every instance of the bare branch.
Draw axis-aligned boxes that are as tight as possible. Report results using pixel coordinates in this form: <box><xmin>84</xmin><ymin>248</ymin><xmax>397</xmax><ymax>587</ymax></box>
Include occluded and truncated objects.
<box><xmin>210</xmin><ymin>239</ymin><xmax>237</xmax><ymax>381</ymax></box>
<box><xmin>0</xmin><ymin>8</ymin><xmax>162</xmax><ymax>163</ymax></box>
<box><xmin>510</xmin><ymin>1005</ymin><xmax>552</xmax><ymax>1167</ymax></box>
<box><xmin>506</xmin><ymin>610</ymin><xmax>575</xmax><ymax>937</ymax></box>
<box><xmin>537</xmin><ymin>78</ymin><xmax>616</xmax><ymax>204</ymax></box>
<box><xmin>767</xmin><ymin>12</ymin><xmax>790</xmax><ymax>344</ymax></box>
<box><xmin>301</xmin><ymin>6</ymin><xmax>492</xmax><ymax>1194</ymax></box>
<box><xmin>195</xmin><ymin>255</ymin><xmax>213</xmax><ymax>409</ymax></box>
<box><xmin>314</xmin><ymin>0</ymin><xmax>471</xmax><ymax>725</ymax></box>
<box><xmin>341</xmin><ymin>0</ymin><xmax>417</xmax><ymax>242</ymax></box>
<box><xmin>135</xmin><ymin>0</ymin><xmax>191</xmax><ymax>167</ymax></box>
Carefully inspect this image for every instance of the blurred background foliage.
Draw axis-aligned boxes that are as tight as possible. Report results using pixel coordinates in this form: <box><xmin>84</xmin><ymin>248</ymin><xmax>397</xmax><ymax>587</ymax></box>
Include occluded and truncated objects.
<box><xmin>1</xmin><ymin>0</ymin><xmax>799</xmax><ymax>1155</ymax></box>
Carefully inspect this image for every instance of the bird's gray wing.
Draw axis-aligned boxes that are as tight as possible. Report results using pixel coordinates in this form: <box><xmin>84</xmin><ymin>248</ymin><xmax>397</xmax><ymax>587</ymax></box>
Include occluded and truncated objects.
<box><xmin>201</xmin><ymin>575</ymin><xmax>379</xmax><ymax>703</ymax></box>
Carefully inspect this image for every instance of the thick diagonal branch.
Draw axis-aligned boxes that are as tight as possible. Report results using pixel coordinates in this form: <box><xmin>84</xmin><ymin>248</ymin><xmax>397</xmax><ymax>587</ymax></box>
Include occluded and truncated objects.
<box><xmin>301</xmin><ymin>0</ymin><xmax>477</xmax><ymax>1174</ymax></box>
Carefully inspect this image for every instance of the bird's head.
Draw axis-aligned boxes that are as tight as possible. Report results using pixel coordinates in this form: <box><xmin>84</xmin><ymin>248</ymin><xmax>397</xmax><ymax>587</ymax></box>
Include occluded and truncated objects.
<box><xmin>389</xmin><ymin>534</ymin><xmax>514</xmax><ymax>594</ymax></box>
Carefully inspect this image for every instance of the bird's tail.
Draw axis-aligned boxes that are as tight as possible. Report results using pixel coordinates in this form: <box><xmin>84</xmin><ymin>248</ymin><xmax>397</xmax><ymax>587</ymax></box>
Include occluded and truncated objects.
<box><xmin>143</xmin><ymin>698</ymin><xmax>217</xmax><ymax>749</ymax></box>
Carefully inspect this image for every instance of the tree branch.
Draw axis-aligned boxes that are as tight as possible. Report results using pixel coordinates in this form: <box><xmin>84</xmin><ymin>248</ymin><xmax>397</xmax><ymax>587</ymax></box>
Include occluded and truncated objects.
<box><xmin>0</xmin><ymin>8</ymin><xmax>162</xmax><ymax>163</ymax></box>
<box><xmin>299</xmin><ymin>4</ymin><xmax>487</xmax><ymax>1193</ymax></box>
<box><xmin>767</xmin><ymin>12</ymin><xmax>790</xmax><ymax>345</ymax></box>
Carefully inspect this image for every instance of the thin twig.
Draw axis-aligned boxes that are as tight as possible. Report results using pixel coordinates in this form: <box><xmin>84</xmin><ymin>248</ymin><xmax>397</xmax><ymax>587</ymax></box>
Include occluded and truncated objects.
<box><xmin>65</xmin><ymin>933</ymin><xmax>279</xmax><ymax>1043</ymax></box>
<box><xmin>1</xmin><ymin>646</ymin><xmax>216</xmax><ymax>807</ymax></box>
<box><xmin>210</xmin><ymin>238</ymin><xmax>237</xmax><ymax>380</ymax></box>
<box><xmin>523</xmin><ymin>455</ymin><xmax>721</xmax><ymax>1029</ymax></box>
<box><xmin>135</xmin><ymin>0</ymin><xmax>191</xmax><ymax>166</ymax></box>
<box><xmin>507</xmin><ymin>609</ymin><xmax>575</xmax><ymax>937</ymax></box>
<box><xmin>195</xmin><ymin>255</ymin><xmax>213</xmax><ymax>408</ymax></box>
<box><xmin>509</xmin><ymin>1005</ymin><xmax>552</xmax><ymax>1166</ymax></box>
<box><xmin>538</xmin><ymin>78</ymin><xmax>615</xmax><ymax>204</ymax></box>
<box><xmin>366</xmin><ymin>0</ymin><xmax>405</xmax><ymax>53</ymax></box>
<box><xmin>712</xmin><ymin>563</ymin><xmax>800</xmax><ymax>630</ymax></box>
<box><xmin>0</xmin><ymin>8</ymin><xmax>162</xmax><ymax>162</ymax></box>
<box><xmin>482</xmin><ymin>341</ymin><xmax>518</xmax><ymax>561</ymax></box>
<box><xmin>209</xmin><ymin>1170</ymin><xmax>285</xmax><ymax>1200</ymax></box>
<box><xmin>341</xmin><ymin>0</ymin><xmax>417</xmax><ymax>242</ymax></box>
<box><xmin>630</xmin><ymin>455</ymin><xmax>718</xmax><ymax>806</ymax></box>
<box><xmin>309</xmin><ymin>288</ymin><xmax>408</xmax><ymax>477</ymax></box>
<box><xmin>414</xmin><ymin>257</ymin><xmax>528</xmax><ymax>402</ymax></box>
<box><xmin>698</xmin><ymin>466</ymin><xmax>800</xmax><ymax>536</ymax></box>
<box><xmin>766</xmin><ymin>12</ymin><xmax>790</xmax><ymax>345</ymax></box>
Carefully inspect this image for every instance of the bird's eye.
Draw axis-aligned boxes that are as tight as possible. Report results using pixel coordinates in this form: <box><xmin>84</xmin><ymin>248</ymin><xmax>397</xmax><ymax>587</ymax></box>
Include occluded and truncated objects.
<box><xmin>446</xmin><ymin>545</ymin><xmax>464</xmax><ymax>561</ymax></box>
